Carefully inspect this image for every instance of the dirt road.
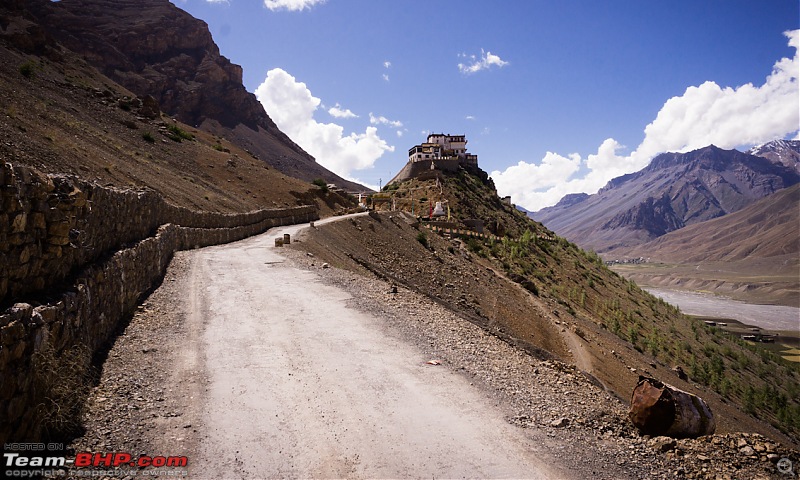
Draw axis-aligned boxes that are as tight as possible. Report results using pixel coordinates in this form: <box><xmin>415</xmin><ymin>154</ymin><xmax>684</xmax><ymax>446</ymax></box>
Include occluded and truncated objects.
<box><xmin>183</xmin><ymin>217</ymin><xmax>562</xmax><ymax>479</ymax></box>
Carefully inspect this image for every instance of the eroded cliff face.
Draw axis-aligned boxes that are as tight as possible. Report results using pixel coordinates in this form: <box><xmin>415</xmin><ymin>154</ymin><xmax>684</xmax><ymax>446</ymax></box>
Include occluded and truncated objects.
<box><xmin>28</xmin><ymin>0</ymin><xmax>264</xmax><ymax>130</ymax></box>
<box><xmin>24</xmin><ymin>0</ymin><xmax>365</xmax><ymax>190</ymax></box>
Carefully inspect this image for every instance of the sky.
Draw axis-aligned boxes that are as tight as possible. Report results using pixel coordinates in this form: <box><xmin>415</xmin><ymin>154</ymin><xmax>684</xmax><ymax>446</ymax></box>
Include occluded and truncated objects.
<box><xmin>173</xmin><ymin>0</ymin><xmax>799</xmax><ymax>211</ymax></box>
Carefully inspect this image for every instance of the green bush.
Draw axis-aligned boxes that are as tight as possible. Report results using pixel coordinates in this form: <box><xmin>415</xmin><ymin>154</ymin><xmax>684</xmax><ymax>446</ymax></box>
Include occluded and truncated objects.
<box><xmin>312</xmin><ymin>178</ymin><xmax>329</xmax><ymax>193</ymax></box>
<box><xmin>19</xmin><ymin>61</ymin><xmax>36</xmax><ymax>79</ymax></box>
<box><xmin>166</xmin><ymin>124</ymin><xmax>194</xmax><ymax>142</ymax></box>
<box><xmin>142</xmin><ymin>132</ymin><xmax>155</xmax><ymax>143</ymax></box>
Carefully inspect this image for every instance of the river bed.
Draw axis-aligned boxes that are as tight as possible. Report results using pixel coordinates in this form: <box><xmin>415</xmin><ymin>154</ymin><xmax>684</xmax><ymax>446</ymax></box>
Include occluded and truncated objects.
<box><xmin>646</xmin><ymin>287</ymin><xmax>800</xmax><ymax>333</ymax></box>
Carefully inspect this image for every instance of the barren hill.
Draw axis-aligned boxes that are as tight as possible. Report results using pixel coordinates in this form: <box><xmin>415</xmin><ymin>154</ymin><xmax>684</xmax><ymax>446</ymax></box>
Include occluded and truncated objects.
<box><xmin>608</xmin><ymin>184</ymin><xmax>800</xmax><ymax>306</ymax></box>
<box><xmin>532</xmin><ymin>145</ymin><xmax>799</xmax><ymax>253</ymax></box>
<box><xmin>320</xmin><ymin>164</ymin><xmax>800</xmax><ymax>447</ymax></box>
<box><xmin>0</xmin><ymin>1</ymin><xmax>355</xmax><ymax>215</ymax></box>
<box><xmin>25</xmin><ymin>0</ymin><xmax>365</xmax><ymax>191</ymax></box>
<box><xmin>610</xmin><ymin>184</ymin><xmax>800</xmax><ymax>264</ymax></box>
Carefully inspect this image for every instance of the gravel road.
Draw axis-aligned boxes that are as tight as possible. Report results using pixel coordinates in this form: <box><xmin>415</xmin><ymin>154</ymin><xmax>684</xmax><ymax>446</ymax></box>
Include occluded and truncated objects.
<box><xmin>187</xmin><ymin>216</ymin><xmax>561</xmax><ymax>478</ymax></box>
<box><xmin>64</xmin><ymin>216</ymin><xmax>798</xmax><ymax>480</ymax></box>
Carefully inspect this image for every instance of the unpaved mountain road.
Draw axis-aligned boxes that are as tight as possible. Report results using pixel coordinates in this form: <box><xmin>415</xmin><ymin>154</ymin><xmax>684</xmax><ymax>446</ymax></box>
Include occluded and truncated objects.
<box><xmin>66</xmin><ymin>215</ymin><xmax>797</xmax><ymax>480</ymax></box>
<box><xmin>184</xmin><ymin>215</ymin><xmax>563</xmax><ymax>478</ymax></box>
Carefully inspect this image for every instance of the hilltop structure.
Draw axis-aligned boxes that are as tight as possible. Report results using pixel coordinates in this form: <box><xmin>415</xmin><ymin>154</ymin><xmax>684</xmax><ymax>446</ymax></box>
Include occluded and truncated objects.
<box><xmin>388</xmin><ymin>133</ymin><xmax>479</xmax><ymax>185</ymax></box>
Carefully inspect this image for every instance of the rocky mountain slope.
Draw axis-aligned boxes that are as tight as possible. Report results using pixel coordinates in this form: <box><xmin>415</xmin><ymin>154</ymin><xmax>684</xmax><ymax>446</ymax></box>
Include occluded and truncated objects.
<box><xmin>25</xmin><ymin>0</ymin><xmax>364</xmax><ymax>191</ymax></box>
<box><xmin>532</xmin><ymin>145</ymin><xmax>800</xmax><ymax>253</ymax></box>
<box><xmin>608</xmin><ymin>184</ymin><xmax>800</xmax><ymax>306</ymax></box>
<box><xmin>0</xmin><ymin>1</ymin><xmax>356</xmax><ymax>215</ymax></box>
<box><xmin>308</xmin><ymin>164</ymin><xmax>800</xmax><ymax>447</ymax></box>
<box><xmin>610</xmin><ymin>183</ymin><xmax>799</xmax><ymax>264</ymax></box>
<box><xmin>748</xmin><ymin>139</ymin><xmax>800</xmax><ymax>172</ymax></box>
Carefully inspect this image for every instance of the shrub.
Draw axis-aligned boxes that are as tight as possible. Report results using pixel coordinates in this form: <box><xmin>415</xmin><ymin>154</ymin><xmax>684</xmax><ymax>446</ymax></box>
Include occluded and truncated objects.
<box><xmin>466</xmin><ymin>237</ymin><xmax>482</xmax><ymax>254</ymax></box>
<box><xmin>416</xmin><ymin>231</ymin><xmax>428</xmax><ymax>247</ymax></box>
<box><xmin>312</xmin><ymin>178</ymin><xmax>329</xmax><ymax>193</ymax></box>
<box><xmin>142</xmin><ymin>132</ymin><xmax>155</xmax><ymax>143</ymax></box>
<box><xmin>19</xmin><ymin>61</ymin><xmax>36</xmax><ymax>79</ymax></box>
<box><xmin>166</xmin><ymin>124</ymin><xmax>194</xmax><ymax>142</ymax></box>
<box><xmin>33</xmin><ymin>344</ymin><xmax>94</xmax><ymax>438</ymax></box>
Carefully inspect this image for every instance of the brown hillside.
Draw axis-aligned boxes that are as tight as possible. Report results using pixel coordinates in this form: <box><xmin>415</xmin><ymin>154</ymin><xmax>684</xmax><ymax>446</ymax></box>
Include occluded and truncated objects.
<box><xmin>25</xmin><ymin>0</ymin><xmax>366</xmax><ymax>191</ymax></box>
<box><xmin>0</xmin><ymin>19</ymin><xmax>354</xmax><ymax>215</ymax></box>
<box><xmin>291</xmin><ymin>166</ymin><xmax>800</xmax><ymax>448</ymax></box>
<box><xmin>609</xmin><ymin>185</ymin><xmax>800</xmax><ymax>263</ymax></box>
<box><xmin>608</xmin><ymin>185</ymin><xmax>800</xmax><ymax>306</ymax></box>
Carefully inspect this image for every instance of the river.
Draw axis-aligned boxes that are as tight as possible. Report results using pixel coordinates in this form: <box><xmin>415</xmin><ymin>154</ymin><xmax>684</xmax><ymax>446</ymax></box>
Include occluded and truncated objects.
<box><xmin>645</xmin><ymin>288</ymin><xmax>800</xmax><ymax>333</ymax></box>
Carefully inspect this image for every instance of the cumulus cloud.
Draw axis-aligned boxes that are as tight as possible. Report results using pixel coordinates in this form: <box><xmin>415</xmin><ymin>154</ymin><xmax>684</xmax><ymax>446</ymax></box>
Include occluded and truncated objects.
<box><xmin>255</xmin><ymin>68</ymin><xmax>394</xmax><ymax>179</ymax></box>
<box><xmin>263</xmin><ymin>0</ymin><xmax>325</xmax><ymax>11</ymax></box>
<box><xmin>458</xmin><ymin>49</ymin><xmax>509</xmax><ymax>74</ymax></box>
<box><xmin>492</xmin><ymin>29</ymin><xmax>800</xmax><ymax>212</ymax></box>
<box><xmin>328</xmin><ymin>103</ymin><xmax>358</xmax><ymax>119</ymax></box>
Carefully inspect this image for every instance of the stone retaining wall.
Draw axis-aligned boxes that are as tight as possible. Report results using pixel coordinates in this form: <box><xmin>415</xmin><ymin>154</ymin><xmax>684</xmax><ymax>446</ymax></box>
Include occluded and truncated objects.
<box><xmin>0</xmin><ymin>161</ymin><xmax>318</xmax><ymax>443</ymax></box>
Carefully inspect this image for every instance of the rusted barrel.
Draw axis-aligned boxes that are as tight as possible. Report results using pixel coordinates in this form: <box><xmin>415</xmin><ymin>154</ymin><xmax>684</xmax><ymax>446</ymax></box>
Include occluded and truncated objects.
<box><xmin>629</xmin><ymin>376</ymin><xmax>715</xmax><ymax>438</ymax></box>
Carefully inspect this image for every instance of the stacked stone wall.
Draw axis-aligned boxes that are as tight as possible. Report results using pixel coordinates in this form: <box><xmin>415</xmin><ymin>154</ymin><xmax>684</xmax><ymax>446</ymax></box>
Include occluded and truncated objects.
<box><xmin>0</xmin><ymin>161</ymin><xmax>318</xmax><ymax>443</ymax></box>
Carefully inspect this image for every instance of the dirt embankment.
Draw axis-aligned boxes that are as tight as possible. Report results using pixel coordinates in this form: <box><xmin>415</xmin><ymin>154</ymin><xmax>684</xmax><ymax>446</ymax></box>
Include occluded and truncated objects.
<box><xmin>289</xmin><ymin>212</ymin><xmax>800</xmax><ymax>449</ymax></box>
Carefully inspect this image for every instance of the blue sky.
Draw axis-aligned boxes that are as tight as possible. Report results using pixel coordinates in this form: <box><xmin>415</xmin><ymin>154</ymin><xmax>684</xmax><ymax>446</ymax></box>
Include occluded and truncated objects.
<box><xmin>174</xmin><ymin>0</ymin><xmax>799</xmax><ymax>210</ymax></box>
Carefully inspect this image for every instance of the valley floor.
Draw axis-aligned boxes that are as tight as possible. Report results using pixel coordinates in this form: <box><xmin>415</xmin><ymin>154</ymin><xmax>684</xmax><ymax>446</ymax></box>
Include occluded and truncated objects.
<box><xmin>611</xmin><ymin>261</ymin><xmax>799</xmax><ymax>309</ymax></box>
<box><xmin>58</xmin><ymin>220</ymin><xmax>798</xmax><ymax>479</ymax></box>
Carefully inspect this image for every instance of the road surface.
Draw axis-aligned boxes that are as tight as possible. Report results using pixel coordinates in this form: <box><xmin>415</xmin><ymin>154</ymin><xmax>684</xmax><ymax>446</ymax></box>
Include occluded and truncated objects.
<box><xmin>183</xmin><ymin>216</ymin><xmax>561</xmax><ymax>479</ymax></box>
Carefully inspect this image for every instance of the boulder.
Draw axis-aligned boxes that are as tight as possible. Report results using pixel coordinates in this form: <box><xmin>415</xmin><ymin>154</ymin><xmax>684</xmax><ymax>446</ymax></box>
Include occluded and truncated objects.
<box><xmin>629</xmin><ymin>376</ymin><xmax>715</xmax><ymax>438</ymax></box>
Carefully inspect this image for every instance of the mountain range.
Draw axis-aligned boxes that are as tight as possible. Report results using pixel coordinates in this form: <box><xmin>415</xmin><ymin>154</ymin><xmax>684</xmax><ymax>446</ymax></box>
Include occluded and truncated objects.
<box><xmin>532</xmin><ymin>143</ymin><xmax>800</xmax><ymax>254</ymax></box>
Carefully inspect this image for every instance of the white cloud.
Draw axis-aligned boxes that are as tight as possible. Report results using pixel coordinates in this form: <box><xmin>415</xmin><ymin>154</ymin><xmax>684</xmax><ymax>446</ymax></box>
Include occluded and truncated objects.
<box><xmin>382</xmin><ymin>74</ymin><xmax>390</xmax><ymax>82</ymax></box>
<box><xmin>492</xmin><ymin>29</ymin><xmax>800</xmax><ymax>212</ymax></box>
<box><xmin>328</xmin><ymin>103</ymin><xmax>358</xmax><ymax>119</ymax></box>
<box><xmin>383</xmin><ymin>61</ymin><xmax>392</xmax><ymax>69</ymax></box>
<box><xmin>369</xmin><ymin>112</ymin><xmax>404</xmax><ymax>129</ymax></box>
<box><xmin>465</xmin><ymin>115</ymin><xmax>476</xmax><ymax>121</ymax></box>
<box><xmin>255</xmin><ymin>68</ymin><xmax>394</xmax><ymax>179</ymax></box>
<box><xmin>263</xmin><ymin>0</ymin><xmax>325</xmax><ymax>11</ymax></box>
<box><xmin>458</xmin><ymin>49</ymin><xmax>509</xmax><ymax>74</ymax></box>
